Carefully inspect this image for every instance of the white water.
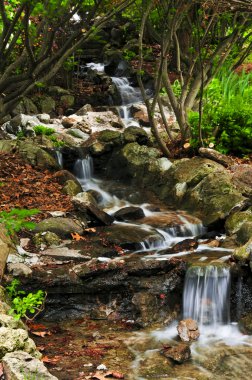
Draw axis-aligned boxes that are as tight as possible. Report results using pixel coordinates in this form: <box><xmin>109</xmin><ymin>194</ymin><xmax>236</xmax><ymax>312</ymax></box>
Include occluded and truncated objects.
<box><xmin>55</xmin><ymin>150</ymin><xmax>63</xmax><ymax>168</ymax></box>
<box><xmin>112</xmin><ymin>77</ymin><xmax>143</xmax><ymax>127</ymax></box>
<box><xmin>183</xmin><ymin>265</ymin><xmax>230</xmax><ymax>327</ymax></box>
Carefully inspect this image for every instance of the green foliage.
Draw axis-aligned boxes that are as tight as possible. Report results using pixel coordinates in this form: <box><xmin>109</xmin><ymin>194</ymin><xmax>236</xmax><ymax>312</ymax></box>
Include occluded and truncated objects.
<box><xmin>6</xmin><ymin>279</ymin><xmax>45</xmax><ymax>321</ymax></box>
<box><xmin>0</xmin><ymin>208</ymin><xmax>40</xmax><ymax>236</ymax></box>
<box><xmin>33</xmin><ymin>125</ymin><xmax>55</xmax><ymax>136</ymax></box>
<box><xmin>48</xmin><ymin>135</ymin><xmax>65</xmax><ymax>147</ymax></box>
<box><xmin>189</xmin><ymin>67</ymin><xmax>252</xmax><ymax>155</ymax></box>
<box><xmin>122</xmin><ymin>49</ymin><xmax>136</xmax><ymax>61</ymax></box>
<box><xmin>171</xmin><ymin>79</ymin><xmax>182</xmax><ymax>98</ymax></box>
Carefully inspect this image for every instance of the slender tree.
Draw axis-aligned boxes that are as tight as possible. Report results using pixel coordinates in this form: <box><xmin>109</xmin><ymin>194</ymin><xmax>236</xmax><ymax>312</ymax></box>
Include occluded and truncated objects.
<box><xmin>0</xmin><ymin>0</ymin><xmax>134</xmax><ymax>122</ymax></box>
<box><xmin>138</xmin><ymin>0</ymin><xmax>252</xmax><ymax>154</ymax></box>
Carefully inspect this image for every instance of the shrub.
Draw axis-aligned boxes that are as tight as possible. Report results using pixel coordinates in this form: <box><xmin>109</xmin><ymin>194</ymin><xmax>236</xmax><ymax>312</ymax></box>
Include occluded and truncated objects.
<box><xmin>0</xmin><ymin>208</ymin><xmax>40</xmax><ymax>236</ymax></box>
<box><xmin>33</xmin><ymin>125</ymin><xmax>55</xmax><ymax>136</ymax></box>
<box><xmin>6</xmin><ymin>279</ymin><xmax>46</xmax><ymax>321</ymax></box>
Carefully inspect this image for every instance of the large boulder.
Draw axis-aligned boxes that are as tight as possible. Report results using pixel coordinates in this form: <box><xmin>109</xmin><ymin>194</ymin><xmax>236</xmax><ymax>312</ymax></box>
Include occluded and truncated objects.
<box><xmin>233</xmin><ymin>238</ymin><xmax>252</xmax><ymax>263</ymax></box>
<box><xmin>113</xmin><ymin>206</ymin><xmax>145</xmax><ymax>221</ymax></box>
<box><xmin>0</xmin><ymin>327</ymin><xmax>40</xmax><ymax>359</ymax></box>
<box><xmin>225</xmin><ymin>208</ymin><xmax>252</xmax><ymax>244</ymax></box>
<box><xmin>123</xmin><ymin>126</ymin><xmax>149</xmax><ymax>145</ymax></box>
<box><xmin>132</xmin><ymin>292</ymin><xmax>159</xmax><ymax>326</ymax></box>
<box><xmin>2</xmin><ymin>351</ymin><xmax>57</xmax><ymax>380</ymax></box>
<box><xmin>34</xmin><ymin>217</ymin><xmax>84</xmax><ymax>238</ymax></box>
<box><xmin>17</xmin><ymin>141</ymin><xmax>58</xmax><ymax>170</ymax></box>
<box><xmin>97</xmin><ymin>129</ymin><xmax>123</xmax><ymax>145</ymax></box>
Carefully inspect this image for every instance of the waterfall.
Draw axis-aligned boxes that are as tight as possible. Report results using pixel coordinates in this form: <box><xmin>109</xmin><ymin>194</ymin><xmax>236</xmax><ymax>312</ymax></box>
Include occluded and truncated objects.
<box><xmin>56</xmin><ymin>150</ymin><xmax>63</xmax><ymax>168</ymax></box>
<box><xmin>112</xmin><ymin>77</ymin><xmax>143</xmax><ymax>126</ymax></box>
<box><xmin>183</xmin><ymin>265</ymin><xmax>230</xmax><ymax>327</ymax></box>
<box><xmin>73</xmin><ymin>156</ymin><xmax>93</xmax><ymax>184</ymax></box>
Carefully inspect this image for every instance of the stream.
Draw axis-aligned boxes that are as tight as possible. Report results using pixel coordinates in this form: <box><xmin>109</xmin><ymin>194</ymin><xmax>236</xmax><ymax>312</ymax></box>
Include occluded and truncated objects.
<box><xmin>32</xmin><ymin>63</ymin><xmax>252</xmax><ymax>379</ymax></box>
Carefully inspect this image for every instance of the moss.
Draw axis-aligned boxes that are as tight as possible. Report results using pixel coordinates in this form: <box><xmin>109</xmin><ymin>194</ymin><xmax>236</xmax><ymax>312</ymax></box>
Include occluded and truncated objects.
<box><xmin>97</xmin><ymin>129</ymin><xmax>122</xmax><ymax>145</ymax></box>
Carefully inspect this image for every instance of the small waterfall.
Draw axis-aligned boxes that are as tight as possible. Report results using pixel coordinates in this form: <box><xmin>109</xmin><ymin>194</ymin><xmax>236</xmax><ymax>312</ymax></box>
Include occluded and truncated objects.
<box><xmin>112</xmin><ymin>77</ymin><xmax>143</xmax><ymax>126</ymax></box>
<box><xmin>183</xmin><ymin>265</ymin><xmax>230</xmax><ymax>327</ymax></box>
<box><xmin>86</xmin><ymin>62</ymin><xmax>104</xmax><ymax>72</ymax></box>
<box><xmin>56</xmin><ymin>150</ymin><xmax>63</xmax><ymax>168</ymax></box>
<box><xmin>73</xmin><ymin>156</ymin><xmax>93</xmax><ymax>184</ymax></box>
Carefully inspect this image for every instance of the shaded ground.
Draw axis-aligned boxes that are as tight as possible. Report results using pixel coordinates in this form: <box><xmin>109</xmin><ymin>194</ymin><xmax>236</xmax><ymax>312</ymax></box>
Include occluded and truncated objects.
<box><xmin>0</xmin><ymin>152</ymin><xmax>73</xmax><ymax>219</ymax></box>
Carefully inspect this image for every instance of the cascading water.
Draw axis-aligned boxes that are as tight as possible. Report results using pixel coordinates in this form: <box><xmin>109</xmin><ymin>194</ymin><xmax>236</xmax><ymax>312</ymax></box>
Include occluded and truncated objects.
<box><xmin>55</xmin><ymin>150</ymin><xmax>63</xmax><ymax>168</ymax></box>
<box><xmin>112</xmin><ymin>77</ymin><xmax>143</xmax><ymax>126</ymax></box>
<box><xmin>183</xmin><ymin>265</ymin><xmax>230</xmax><ymax>327</ymax></box>
<box><xmin>73</xmin><ymin>156</ymin><xmax>93</xmax><ymax>184</ymax></box>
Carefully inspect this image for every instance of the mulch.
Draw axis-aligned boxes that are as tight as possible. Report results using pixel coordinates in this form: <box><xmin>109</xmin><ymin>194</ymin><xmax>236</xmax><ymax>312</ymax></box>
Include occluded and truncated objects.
<box><xmin>0</xmin><ymin>152</ymin><xmax>73</xmax><ymax>222</ymax></box>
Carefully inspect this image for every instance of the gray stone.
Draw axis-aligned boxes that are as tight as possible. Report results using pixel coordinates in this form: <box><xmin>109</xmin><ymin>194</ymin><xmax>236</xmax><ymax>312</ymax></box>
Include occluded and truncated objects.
<box><xmin>7</xmin><ymin>263</ymin><xmax>32</xmax><ymax>277</ymax></box>
<box><xmin>17</xmin><ymin>141</ymin><xmax>59</xmax><ymax>170</ymax></box>
<box><xmin>43</xmin><ymin>247</ymin><xmax>90</xmax><ymax>262</ymax></box>
<box><xmin>0</xmin><ymin>314</ymin><xmax>25</xmax><ymax>330</ymax></box>
<box><xmin>73</xmin><ymin>258</ymin><xmax>125</xmax><ymax>278</ymax></box>
<box><xmin>76</xmin><ymin>104</ymin><xmax>93</xmax><ymax>115</ymax></box>
<box><xmin>67</xmin><ymin>128</ymin><xmax>90</xmax><ymax>140</ymax></box>
<box><xmin>33</xmin><ymin>232</ymin><xmax>61</xmax><ymax>248</ymax></box>
<box><xmin>72</xmin><ymin>192</ymin><xmax>114</xmax><ymax>226</ymax></box>
<box><xmin>10</xmin><ymin>114</ymin><xmax>41</xmax><ymax>129</ymax></box>
<box><xmin>34</xmin><ymin>217</ymin><xmax>83</xmax><ymax>238</ymax></box>
<box><xmin>113</xmin><ymin>206</ymin><xmax>145</xmax><ymax>221</ymax></box>
<box><xmin>0</xmin><ymin>327</ymin><xmax>40</xmax><ymax>358</ymax></box>
<box><xmin>37</xmin><ymin>114</ymin><xmax>51</xmax><ymax>124</ymax></box>
<box><xmin>2</xmin><ymin>351</ymin><xmax>58</xmax><ymax>380</ymax></box>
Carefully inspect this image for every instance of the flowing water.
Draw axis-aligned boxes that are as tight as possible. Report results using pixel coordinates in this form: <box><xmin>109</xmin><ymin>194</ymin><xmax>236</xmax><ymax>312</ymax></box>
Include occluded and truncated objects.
<box><xmin>40</xmin><ymin>66</ymin><xmax>252</xmax><ymax>379</ymax></box>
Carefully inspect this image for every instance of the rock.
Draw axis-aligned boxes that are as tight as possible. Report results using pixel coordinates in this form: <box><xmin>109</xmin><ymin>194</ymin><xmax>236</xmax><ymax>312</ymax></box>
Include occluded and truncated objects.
<box><xmin>62</xmin><ymin>117</ymin><xmax>76</xmax><ymax>128</ymax></box>
<box><xmin>0</xmin><ymin>327</ymin><xmax>40</xmax><ymax>359</ymax></box>
<box><xmin>7</xmin><ymin>263</ymin><xmax>32</xmax><ymax>277</ymax></box>
<box><xmin>103</xmin><ymin>223</ymin><xmax>162</xmax><ymax>249</ymax></box>
<box><xmin>113</xmin><ymin>206</ymin><xmax>145</xmax><ymax>221</ymax></box>
<box><xmin>199</xmin><ymin>147</ymin><xmax>234</xmax><ymax>167</ymax></box>
<box><xmin>33</xmin><ymin>232</ymin><xmax>61</xmax><ymax>248</ymax></box>
<box><xmin>0</xmin><ymin>314</ymin><xmax>25</xmax><ymax>330</ymax></box>
<box><xmin>17</xmin><ymin>141</ymin><xmax>58</xmax><ymax>170</ymax></box>
<box><xmin>34</xmin><ymin>95</ymin><xmax>55</xmax><ymax>114</ymax></box>
<box><xmin>42</xmin><ymin>247</ymin><xmax>90</xmax><ymax>262</ymax></box>
<box><xmin>37</xmin><ymin>114</ymin><xmax>51</xmax><ymax>124</ymax></box>
<box><xmin>177</xmin><ymin>319</ymin><xmax>200</xmax><ymax>342</ymax></box>
<box><xmin>67</xmin><ymin>128</ymin><xmax>90</xmax><ymax>140</ymax></box>
<box><xmin>10</xmin><ymin>114</ymin><xmax>41</xmax><ymax>130</ymax></box>
<box><xmin>0</xmin><ymin>225</ymin><xmax>12</xmax><ymax>279</ymax></box>
<box><xmin>53</xmin><ymin>169</ymin><xmax>82</xmax><ymax>189</ymax></box>
<box><xmin>239</xmin><ymin>313</ymin><xmax>252</xmax><ymax>334</ymax></box>
<box><xmin>72</xmin><ymin>192</ymin><xmax>114</xmax><ymax>226</ymax></box>
<box><xmin>72</xmin><ymin>258</ymin><xmax>125</xmax><ymax>278</ymax></box>
<box><xmin>132</xmin><ymin>292</ymin><xmax>159</xmax><ymax>326</ymax></box>
<box><xmin>162</xmin><ymin>238</ymin><xmax>198</xmax><ymax>255</ymax></box>
<box><xmin>89</xmin><ymin>142</ymin><xmax>112</xmax><ymax>156</ymax></box>
<box><xmin>97</xmin><ymin>129</ymin><xmax>123</xmax><ymax>145</ymax></box>
<box><xmin>123</xmin><ymin>126</ymin><xmax>149</xmax><ymax>145</ymax></box>
<box><xmin>60</xmin><ymin>94</ymin><xmax>75</xmax><ymax>108</ymax></box>
<box><xmin>161</xmin><ymin>343</ymin><xmax>191</xmax><ymax>363</ymax></box>
<box><xmin>225</xmin><ymin>208</ymin><xmax>252</xmax><ymax>244</ymax></box>
<box><xmin>231</xmin><ymin>164</ymin><xmax>252</xmax><ymax>193</ymax></box>
<box><xmin>62</xmin><ymin>179</ymin><xmax>83</xmax><ymax>196</ymax></box>
<box><xmin>76</xmin><ymin>104</ymin><xmax>93</xmax><ymax>115</ymax></box>
<box><xmin>233</xmin><ymin>238</ymin><xmax>252</xmax><ymax>263</ymax></box>
<box><xmin>0</xmin><ymin>140</ymin><xmax>16</xmax><ymax>153</ymax></box>
<box><xmin>2</xmin><ymin>351</ymin><xmax>57</xmax><ymax>380</ymax></box>
<box><xmin>133</xmin><ymin>110</ymin><xmax>149</xmax><ymax>126</ymax></box>
<box><xmin>47</xmin><ymin>86</ymin><xmax>71</xmax><ymax>96</ymax></box>
<box><xmin>34</xmin><ymin>217</ymin><xmax>83</xmax><ymax>238</ymax></box>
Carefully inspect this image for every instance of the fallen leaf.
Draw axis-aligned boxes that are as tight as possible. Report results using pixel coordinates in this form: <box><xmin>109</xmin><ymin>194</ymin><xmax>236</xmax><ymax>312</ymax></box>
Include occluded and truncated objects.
<box><xmin>84</xmin><ymin>227</ymin><xmax>97</xmax><ymax>233</ymax></box>
<box><xmin>31</xmin><ymin>330</ymin><xmax>52</xmax><ymax>337</ymax></box>
<box><xmin>71</xmin><ymin>232</ymin><xmax>86</xmax><ymax>241</ymax></box>
<box><xmin>42</xmin><ymin>355</ymin><xmax>60</xmax><ymax>364</ymax></box>
<box><xmin>110</xmin><ymin>372</ymin><xmax>124</xmax><ymax>379</ymax></box>
<box><xmin>91</xmin><ymin>372</ymin><xmax>124</xmax><ymax>380</ymax></box>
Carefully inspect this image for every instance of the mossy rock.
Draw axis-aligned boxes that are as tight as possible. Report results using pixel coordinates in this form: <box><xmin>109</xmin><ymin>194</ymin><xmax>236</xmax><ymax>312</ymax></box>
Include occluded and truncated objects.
<box><xmin>123</xmin><ymin>126</ymin><xmax>148</xmax><ymax>145</ymax></box>
<box><xmin>60</xmin><ymin>95</ymin><xmax>75</xmax><ymax>108</ymax></box>
<box><xmin>34</xmin><ymin>217</ymin><xmax>83</xmax><ymax>238</ymax></box>
<box><xmin>239</xmin><ymin>312</ymin><xmax>252</xmax><ymax>334</ymax></box>
<box><xmin>17</xmin><ymin>141</ymin><xmax>58</xmax><ymax>170</ymax></box>
<box><xmin>0</xmin><ymin>141</ymin><xmax>17</xmax><ymax>153</ymax></box>
<box><xmin>97</xmin><ymin>130</ymin><xmax>123</xmax><ymax>145</ymax></box>
<box><xmin>225</xmin><ymin>208</ymin><xmax>252</xmax><ymax>244</ymax></box>
<box><xmin>62</xmin><ymin>179</ymin><xmax>82</xmax><ymax>196</ymax></box>
<box><xmin>33</xmin><ymin>232</ymin><xmax>61</xmax><ymax>248</ymax></box>
<box><xmin>89</xmin><ymin>141</ymin><xmax>113</xmax><ymax>156</ymax></box>
<box><xmin>33</xmin><ymin>95</ymin><xmax>56</xmax><ymax>114</ymax></box>
<box><xmin>233</xmin><ymin>238</ymin><xmax>252</xmax><ymax>262</ymax></box>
